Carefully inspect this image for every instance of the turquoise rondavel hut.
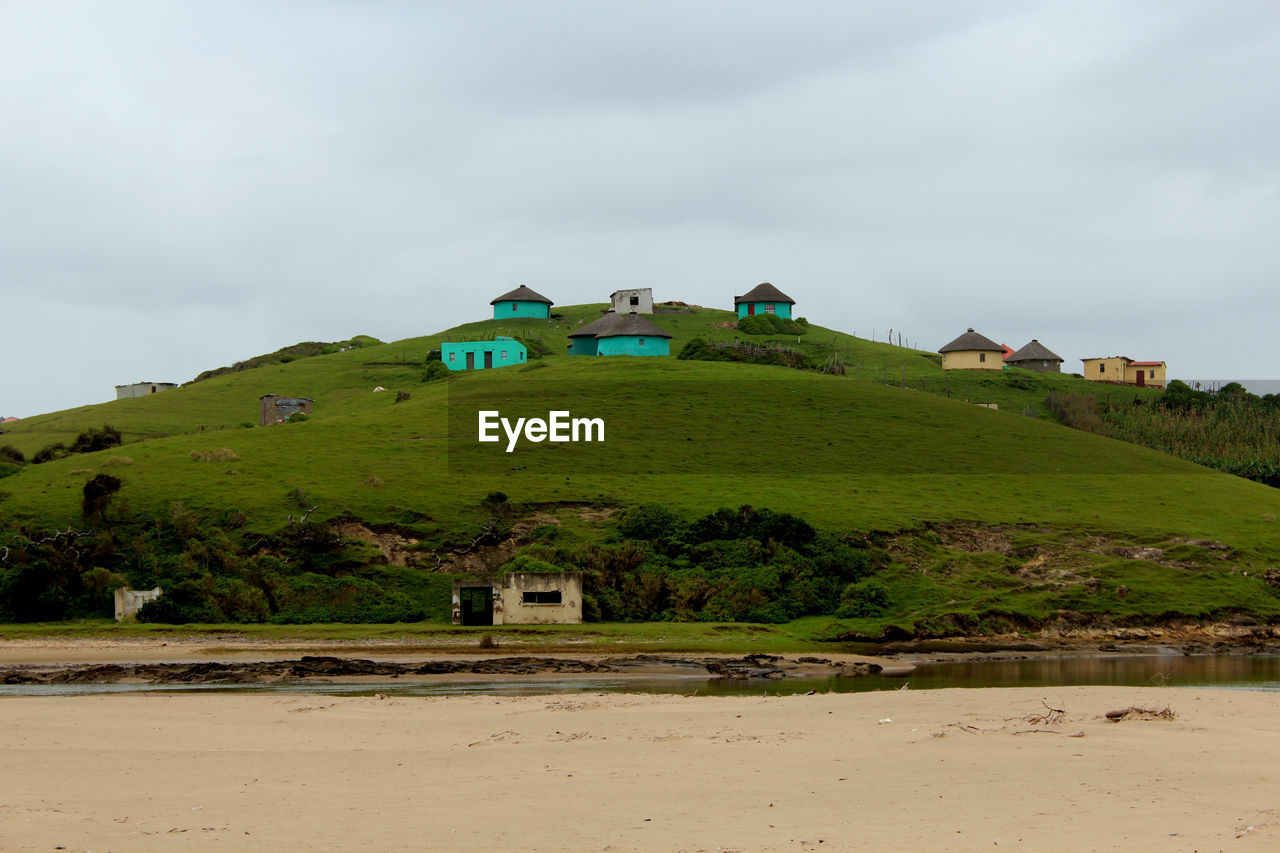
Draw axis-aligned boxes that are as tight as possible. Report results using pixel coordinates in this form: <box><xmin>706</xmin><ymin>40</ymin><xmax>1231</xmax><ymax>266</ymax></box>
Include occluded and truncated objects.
<box><xmin>442</xmin><ymin>336</ymin><xmax>527</xmax><ymax>371</ymax></box>
<box><xmin>734</xmin><ymin>282</ymin><xmax>795</xmax><ymax>319</ymax></box>
<box><xmin>490</xmin><ymin>284</ymin><xmax>553</xmax><ymax>319</ymax></box>
<box><xmin>567</xmin><ymin>311</ymin><xmax>671</xmax><ymax>357</ymax></box>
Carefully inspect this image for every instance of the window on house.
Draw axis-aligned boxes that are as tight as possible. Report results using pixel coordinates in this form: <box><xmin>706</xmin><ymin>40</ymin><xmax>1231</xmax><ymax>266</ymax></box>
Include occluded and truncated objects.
<box><xmin>1099</xmin><ymin>364</ymin><xmax>1105</xmax><ymax>373</ymax></box>
<box><xmin>638</xmin><ymin>338</ymin><xmax>645</xmax><ymax>346</ymax></box>
<box><xmin>522</xmin><ymin>590</ymin><xmax>562</xmax><ymax>604</ymax></box>
<box><xmin>980</xmin><ymin>353</ymin><xmax>986</xmax><ymax>363</ymax></box>
<box><xmin>449</xmin><ymin>352</ymin><xmax>455</xmax><ymax>362</ymax></box>
<box><xmin>630</xmin><ymin>295</ymin><xmax>639</xmax><ymax>306</ymax></box>
<box><xmin>765</xmin><ymin>304</ymin><xmax>776</xmax><ymax>313</ymax></box>
<box><xmin>501</xmin><ymin>351</ymin><xmax>508</xmax><ymax>360</ymax></box>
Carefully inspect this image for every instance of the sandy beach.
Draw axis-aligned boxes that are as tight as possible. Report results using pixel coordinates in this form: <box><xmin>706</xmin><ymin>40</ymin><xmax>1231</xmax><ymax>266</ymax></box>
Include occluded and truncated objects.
<box><xmin>2</xmin><ymin>683</ymin><xmax>1277</xmax><ymax>852</ymax></box>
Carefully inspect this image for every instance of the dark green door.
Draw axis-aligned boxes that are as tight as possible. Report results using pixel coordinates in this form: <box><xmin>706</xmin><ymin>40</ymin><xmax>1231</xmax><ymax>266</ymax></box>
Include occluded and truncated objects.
<box><xmin>460</xmin><ymin>587</ymin><xmax>493</xmax><ymax>626</ymax></box>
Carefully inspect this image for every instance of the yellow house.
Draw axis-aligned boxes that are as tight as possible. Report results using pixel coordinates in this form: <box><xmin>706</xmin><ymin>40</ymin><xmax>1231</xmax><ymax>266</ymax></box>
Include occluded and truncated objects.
<box><xmin>1081</xmin><ymin>357</ymin><xmax>1167</xmax><ymax>389</ymax></box>
<box><xmin>939</xmin><ymin>328</ymin><xmax>1005</xmax><ymax>370</ymax></box>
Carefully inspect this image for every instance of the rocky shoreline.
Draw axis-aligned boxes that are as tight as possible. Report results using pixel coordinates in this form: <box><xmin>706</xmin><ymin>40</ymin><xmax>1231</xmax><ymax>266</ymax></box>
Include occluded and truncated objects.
<box><xmin>0</xmin><ymin>653</ymin><xmax>883</xmax><ymax>686</ymax></box>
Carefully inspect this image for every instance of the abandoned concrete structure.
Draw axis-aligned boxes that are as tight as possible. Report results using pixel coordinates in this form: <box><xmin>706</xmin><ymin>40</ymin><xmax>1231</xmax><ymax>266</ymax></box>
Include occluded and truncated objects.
<box><xmin>452</xmin><ymin>572</ymin><xmax>583</xmax><ymax>626</ymax></box>
<box><xmin>609</xmin><ymin>287</ymin><xmax>653</xmax><ymax>314</ymax></box>
<box><xmin>114</xmin><ymin>587</ymin><xmax>162</xmax><ymax>621</ymax></box>
<box><xmin>115</xmin><ymin>381</ymin><xmax>178</xmax><ymax>399</ymax></box>
<box><xmin>260</xmin><ymin>394</ymin><xmax>314</xmax><ymax>425</ymax></box>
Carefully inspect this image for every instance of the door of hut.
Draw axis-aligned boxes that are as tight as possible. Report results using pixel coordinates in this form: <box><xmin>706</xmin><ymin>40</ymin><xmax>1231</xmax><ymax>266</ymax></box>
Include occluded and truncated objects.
<box><xmin>459</xmin><ymin>587</ymin><xmax>493</xmax><ymax>626</ymax></box>
<box><xmin>465</xmin><ymin>352</ymin><xmax>475</xmax><ymax>370</ymax></box>
<box><xmin>484</xmin><ymin>351</ymin><xmax>493</xmax><ymax>369</ymax></box>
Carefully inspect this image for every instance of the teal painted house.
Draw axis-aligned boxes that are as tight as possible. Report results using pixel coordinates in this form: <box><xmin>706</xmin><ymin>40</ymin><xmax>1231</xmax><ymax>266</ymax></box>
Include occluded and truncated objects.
<box><xmin>490</xmin><ymin>284</ymin><xmax>553</xmax><ymax>319</ymax></box>
<box><xmin>734</xmin><ymin>282</ymin><xmax>795</xmax><ymax>319</ymax></box>
<box><xmin>442</xmin><ymin>336</ymin><xmax>527</xmax><ymax>371</ymax></box>
<box><xmin>567</xmin><ymin>311</ymin><xmax>671</xmax><ymax>357</ymax></box>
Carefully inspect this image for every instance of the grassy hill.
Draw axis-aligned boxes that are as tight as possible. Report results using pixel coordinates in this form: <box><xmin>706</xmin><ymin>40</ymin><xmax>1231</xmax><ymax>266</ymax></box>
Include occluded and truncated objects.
<box><xmin>2</xmin><ymin>305</ymin><xmax>1278</xmax><ymax>633</ymax></box>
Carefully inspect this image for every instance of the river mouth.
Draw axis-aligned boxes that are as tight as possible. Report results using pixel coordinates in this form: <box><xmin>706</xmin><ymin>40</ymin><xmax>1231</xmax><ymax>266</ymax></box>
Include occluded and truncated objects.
<box><xmin>3</xmin><ymin>653</ymin><xmax>1279</xmax><ymax>697</ymax></box>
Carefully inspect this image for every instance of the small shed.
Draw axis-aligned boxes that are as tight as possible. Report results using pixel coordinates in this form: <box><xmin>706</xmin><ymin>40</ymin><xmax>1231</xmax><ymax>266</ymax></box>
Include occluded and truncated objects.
<box><xmin>260</xmin><ymin>394</ymin><xmax>314</xmax><ymax>425</ymax></box>
<box><xmin>490</xmin><ymin>285</ymin><xmax>553</xmax><ymax>319</ymax></box>
<box><xmin>1006</xmin><ymin>340</ymin><xmax>1064</xmax><ymax>373</ymax></box>
<box><xmin>442</xmin><ymin>336</ymin><xmax>528</xmax><ymax>371</ymax></box>
<box><xmin>114</xmin><ymin>587</ymin><xmax>162</xmax><ymax>621</ymax></box>
<box><xmin>452</xmin><ymin>572</ymin><xmax>583</xmax><ymax>626</ymax></box>
<box><xmin>938</xmin><ymin>328</ymin><xmax>1005</xmax><ymax>370</ymax></box>
<box><xmin>609</xmin><ymin>287</ymin><xmax>654</xmax><ymax>314</ymax></box>
<box><xmin>116</xmin><ymin>381</ymin><xmax>178</xmax><ymax>399</ymax></box>
<box><xmin>734</xmin><ymin>282</ymin><xmax>795</xmax><ymax>319</ymax></box>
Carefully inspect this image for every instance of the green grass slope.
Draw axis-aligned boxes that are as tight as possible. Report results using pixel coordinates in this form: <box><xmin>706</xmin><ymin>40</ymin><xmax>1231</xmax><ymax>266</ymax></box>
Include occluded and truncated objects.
<box><xmin>3</xmin><ymin>304</ymin><xmax>1279</xmax><ymax>634</ymax></box>
<box><xmin>0</xmin><ymin>305</ymin><xmax>1272</xmax><ymax>545</ymax></box>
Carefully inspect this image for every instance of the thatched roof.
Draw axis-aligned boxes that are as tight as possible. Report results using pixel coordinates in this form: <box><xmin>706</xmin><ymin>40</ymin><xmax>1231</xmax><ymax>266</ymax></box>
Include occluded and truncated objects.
<box><xmin>596</xmin><ymin>312</ymin><xmax>672</xmax><ymax>339</ymax></box>
<box><xmin>490</xmin><ymin>284</ymin><xmax>553</xmax><ymax>305</ymax></box>
<box><xmin>1006</xmin><ymin>339</ymin><xmax>1063</xmax><ymax>364</ymax></box>
<box><xmin>567</xmin><ymin>311</ymin><xmax>622</xmax><ymax>338</ymax></box>
<box><xmin>734</xmin><ymin>282</ymin><xmax>795</xmax><ymax>305</ymax></box>
<box><xmin>938</xmin><ymin>328</ymin><xmax>1003</xmax><ymax>353</ymax></box>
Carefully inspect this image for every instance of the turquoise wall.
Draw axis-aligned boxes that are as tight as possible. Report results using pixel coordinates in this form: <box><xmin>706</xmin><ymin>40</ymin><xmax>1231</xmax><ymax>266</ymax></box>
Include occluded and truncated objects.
<box><xmin>442</xmin><ymin>338</ymin><xmax>528</xmax><ymax>371</ymax></box>
<box><xmin>567</xmin><ymin>337</ymin><xmax>598</xmax><ymax>356</ymax></box>
<box><xmin>737</xmin><ymin>302</ymin><xmax>792</xmax><ymax>319</ymax></box>
<box><xmin>596</xmin><ymin>336</ymin><xmax>670</xmax><ymax>357</ymax></box>
<box><xmin>493</xmin><ymin>300</ymin><xmax>550</xmax><ymax>319</ymax></box>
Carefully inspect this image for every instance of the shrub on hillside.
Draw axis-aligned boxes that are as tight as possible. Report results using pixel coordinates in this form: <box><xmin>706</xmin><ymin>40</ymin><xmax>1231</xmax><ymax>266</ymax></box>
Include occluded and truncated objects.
<box><xmin>422</xmin><ymin>361</ymin><xmax>451</xmax><ymax>382</ymax></box>
<box><xmin>0</xmin><ymin>445</ymin><xmax>24</xmax><ymax>465</ymax></box>
<box><xmin>736</xmin><ymin>314</ymin><xmax>809</xmax><ymax>336</ymax></box>
<box><xmin>70</xmin><ymin>425</ymin><xmax>123</xmax><ymax>454</ymax></box>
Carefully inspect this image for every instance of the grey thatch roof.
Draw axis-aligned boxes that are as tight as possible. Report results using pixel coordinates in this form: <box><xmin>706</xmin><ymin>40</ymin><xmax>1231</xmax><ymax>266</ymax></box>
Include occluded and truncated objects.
<box><xmin>567</xmin><ymin>311</ymin><xmax>622</xmax><ymax>338</ymax></box>
<box><xmin>938</xmin><ymin>328</ymin><xmax>1003</xmax><ymax>353</ymax></box>
<box><xmin>596</xmin><ymin>312</ymin><xmax>672</xmax><ymax>339</ymax></box>
<box><xmin>734</xmin><ymin>282</ymin><xmax>795</xmax><ymax>305</ymax></box>
<box><xmin>1006</xmin><ymin>339</ymin><xmax>1064</xmax><ymax>364</ymax></box>
<box><xmin>490</xmin><ymin>284</ymin><xmax>553</xmax><ymax>305</ymax></box>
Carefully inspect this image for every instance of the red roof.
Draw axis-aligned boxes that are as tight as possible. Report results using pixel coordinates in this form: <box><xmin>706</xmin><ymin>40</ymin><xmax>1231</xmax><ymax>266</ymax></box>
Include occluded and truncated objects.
<box><xmin>1001</xmin><ymin>344</ymin><xmax>1015</xmax><ymax>361</ymax></box>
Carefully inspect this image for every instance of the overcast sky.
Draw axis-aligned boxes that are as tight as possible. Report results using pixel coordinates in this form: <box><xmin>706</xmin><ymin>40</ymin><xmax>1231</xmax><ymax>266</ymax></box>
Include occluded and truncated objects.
<box><xmin>3</xmin><ymin>1</ymin><xmax>1278</xmax><ymax>417</ymax></box>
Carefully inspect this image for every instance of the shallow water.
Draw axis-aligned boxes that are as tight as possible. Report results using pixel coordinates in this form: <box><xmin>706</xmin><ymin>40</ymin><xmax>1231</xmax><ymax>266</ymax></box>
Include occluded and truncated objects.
<box><xmin>4</xmin><ymin>654</ymin><xmax>1280</xmax><ymax>698</ymax></box>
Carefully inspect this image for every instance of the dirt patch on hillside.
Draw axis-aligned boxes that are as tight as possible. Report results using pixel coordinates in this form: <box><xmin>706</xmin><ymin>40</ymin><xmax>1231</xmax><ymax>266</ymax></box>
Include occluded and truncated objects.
<box><xmin>333</xmin><ymin>522</ymin><xmax>418</xmax><ymax>567</ymax></box>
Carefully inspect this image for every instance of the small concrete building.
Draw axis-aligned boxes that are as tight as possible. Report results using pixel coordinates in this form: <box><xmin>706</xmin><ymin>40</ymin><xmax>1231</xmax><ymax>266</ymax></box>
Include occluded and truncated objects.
<box><xmin>1006</xmin><ymin>340</ymin><xmax>1064</xmax><ymax>373</ymax></box>
<box><xmin>939</xmin><ymin>328</ymin><xmax>1005</xmax><ymax>370</ymax></box>
<box><xmin>116</xmin><ymin>381</ymin><xmax>178</xmax><ymax>399</ymax></box>
<box><xmin>567</xmin><ymin>311</ymin><xmax>671</xmax><ymax>357</ymax></box>
<box><xmin>260</xmin><ymin>394</ymin><xmax>313</xmax><ymax>425</ymax></box>
<box><xmin>441</xmin><ymin>336</ymin><xmax>528</xmax><ymax>371</ymax></box>
<box><xmin>490</xmin><ymin>284</ymin><xmax>553</xmax><ymax>319</ymax></box>
<box><xmin>452</xmin><ymin>572</ymin><xmax>583</xmax><ymax>626</ymax></box>
<box><xmin>734</xmin><ymin>282</ymin><xmax>795</xmax><ymax>319</ymax></box>
<box><xmin>1081</xmin><ymin>357</ymin><xmax>1167</xmax><ymax>389</ymax></box>
<box><xmin>114</xmin><ymin>587</ymin><xmax>162</xmax><ymax>621</ymax></box>
<box><xmin>610</xmin><ymin>287</ymin><xmax>654</xmax><ymax>314</ymax></box>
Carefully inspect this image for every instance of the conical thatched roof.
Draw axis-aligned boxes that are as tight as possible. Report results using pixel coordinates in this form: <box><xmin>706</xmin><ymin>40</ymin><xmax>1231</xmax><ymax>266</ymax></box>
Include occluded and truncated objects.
<box><xmin>490</xmin><ymin>284</ymin><xmax>553</xmax><ymax>305</ymax></box>
<box><xmin>568</xmin><ymin>311</ymin><xmax>622</xmax><ymax>338</ymax></box>
<box><xmin>939</xmin><ymin>328</ymin><xmax>1003</xmax><ymax>353</ymax></box>
<box><xmin>596</xmin><ymin>312</ymin><xmax>672</xmax><ymax>339</ymax></box>
<box><xmin>1006</xmin><ymin>339</ymin><xmax>1063</xmax><ymax>364</ymax></box>
<box><xmin>734</xmin><ymin>282</ymin><xmax>795</xmax><ymax>305</ymax></box>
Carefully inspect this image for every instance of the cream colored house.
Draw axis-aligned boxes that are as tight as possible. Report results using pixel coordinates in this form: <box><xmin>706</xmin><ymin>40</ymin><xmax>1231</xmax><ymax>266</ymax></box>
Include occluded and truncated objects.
<box><xmin>1081</xmin><ymin>357</ymin><xmax>1166</xmax><ymax>389</ymax></box>
<box><xmin>939</xmin><ymin>328</ymin><xmax>1005</xmax><ymax>370</ymax></box>
<box><xmin>452</xmin><ymin>572</ymin><xmax>583</xmax><ymax>626</ymax></box>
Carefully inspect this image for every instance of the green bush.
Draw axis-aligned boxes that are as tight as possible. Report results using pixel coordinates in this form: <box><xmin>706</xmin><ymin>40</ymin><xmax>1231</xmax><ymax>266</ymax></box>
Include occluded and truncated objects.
<box><xmin>422</xmin><ymin>361</ymin><xmax>451</xmax><ymax>382</ymax></box>
<box><xmin>836</xmin><ymin>579</ymin><xmax>892</xmax><ymax>618</ymax></box>
<box><xmin>737</xmin><ymin>314</ymin><xmax>808</xmax><ymax>336</ymax></box>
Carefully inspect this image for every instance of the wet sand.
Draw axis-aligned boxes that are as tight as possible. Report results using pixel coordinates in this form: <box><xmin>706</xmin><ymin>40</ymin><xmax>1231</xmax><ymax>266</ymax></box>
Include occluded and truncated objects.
<box><xmin>2</xmin><ymin>685</ymin><xmax>1277</xmax><ymax>852</ymax></box>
